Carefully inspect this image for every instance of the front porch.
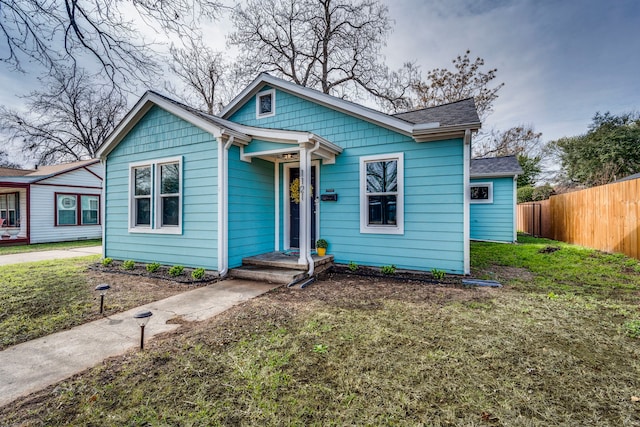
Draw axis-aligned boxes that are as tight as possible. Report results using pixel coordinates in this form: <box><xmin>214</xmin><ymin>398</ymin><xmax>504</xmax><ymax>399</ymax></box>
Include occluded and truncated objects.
<box><xmin>230</xmin><ymin>251</ymin><xmax>334</xmax><ymax>285</ymax></box>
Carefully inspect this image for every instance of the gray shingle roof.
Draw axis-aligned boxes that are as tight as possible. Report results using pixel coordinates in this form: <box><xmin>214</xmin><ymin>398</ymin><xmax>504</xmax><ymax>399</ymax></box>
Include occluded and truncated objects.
<box><xmin>393</xmin><ymin>98</ymin><xmax>480</xmax><ymax>127</ymax></box>
<box><xmin>470</xmin><ymin>155</ymin><xmax>523</xmax><ymax>178</ymax></box>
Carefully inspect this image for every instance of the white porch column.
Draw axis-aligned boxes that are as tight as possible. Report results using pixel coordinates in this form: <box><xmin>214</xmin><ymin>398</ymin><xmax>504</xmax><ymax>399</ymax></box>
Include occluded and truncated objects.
<box><xmin>298</xmin><ymin>142</ymin><xmax>311</xmax><ymax>265</ymax></box>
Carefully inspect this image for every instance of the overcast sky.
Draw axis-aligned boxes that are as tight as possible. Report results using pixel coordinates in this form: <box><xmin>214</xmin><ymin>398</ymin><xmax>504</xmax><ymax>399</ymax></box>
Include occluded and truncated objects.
<box><xmin>1</xmin><ymin>0</ymin><xmax>638</xmax><ymax>164</ymax></box>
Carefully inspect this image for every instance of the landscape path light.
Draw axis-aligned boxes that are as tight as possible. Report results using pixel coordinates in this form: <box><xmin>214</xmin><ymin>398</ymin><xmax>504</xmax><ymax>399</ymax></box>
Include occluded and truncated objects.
<box><xmin>133</xmin><ymin>310</ymin><xmax>153</xmax><ymax>350</ymax></box>
<box><xmin>94</xmin><ymin>284</ymin><xmax>110</xmax><ymax>314</ymax></box>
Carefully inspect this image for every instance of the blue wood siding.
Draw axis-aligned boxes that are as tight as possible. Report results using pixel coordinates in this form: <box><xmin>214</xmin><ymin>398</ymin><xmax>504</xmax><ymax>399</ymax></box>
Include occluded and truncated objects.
<box><xmin>470</xmin><ymin>177</ymin><xmax>515</xmax><ymax>242</ymax></box>
<box><xmin>104</xmin><ymin>106</ymin><xmax>219</xmax><ymax>269</ymax></box>
<box><xmin>231</xmin><ymin>88</ymin><xmax>466</xmax><ymax>273</ymax></box>
<box><xmin>227</xmin><ymin>145</ymin><xmax>275</xmax><ymax>268</ymax></box>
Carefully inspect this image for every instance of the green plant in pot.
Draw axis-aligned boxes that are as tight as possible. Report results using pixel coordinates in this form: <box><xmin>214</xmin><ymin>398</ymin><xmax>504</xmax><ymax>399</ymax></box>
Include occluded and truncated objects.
<box><xmin>316</xmin><ymin>239</ymin><xmax>328</xmax><ymax>256</ymax></box>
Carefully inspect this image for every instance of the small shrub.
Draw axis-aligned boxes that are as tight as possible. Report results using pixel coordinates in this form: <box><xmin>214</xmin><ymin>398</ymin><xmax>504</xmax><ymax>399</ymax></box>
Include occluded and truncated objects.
<box><xmin>146</xmin><ymin>262</ymin><xmax>161</xmax><ymax>273</ymax></box>
<box><xmin>623</xmin><ymin>320</ymin><xmax>640</xmax><ymax>338</ymax></box>
<box><xmin>169</xmin><ymin>265</ymin><xmax>184</xmax><ymax>277</ymax></box>
<box><xmin>191</xmin><ymin>267</ymin><xmax>206</xmax><ymax>280</ymax></box>
<box><xmin>381</xmin><ymin>264</ymin><xmax>396</xmax><ymax>275</ymax></box>
<box><xmin>101</xmin><ymin>257</ymin><xmax>113</xmax><ymax>267</ymax></box>
<box><xmin>348</xmin><ymin>261</ymin><xmax>359</xmax><ymax>272</ymax></box>
<box><xmin>122</xmin><ymin>260</ymin><xmax>135</xmax><ymax>270</ymax></box>
<box><xmin>431</xmin><ymin>268</ymin><xmax>446</xmax><ymax>280</ymax></box>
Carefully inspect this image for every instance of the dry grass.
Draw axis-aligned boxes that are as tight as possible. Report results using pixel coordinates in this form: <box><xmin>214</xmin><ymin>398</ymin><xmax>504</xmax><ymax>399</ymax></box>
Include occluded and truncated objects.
<box><xmin>2</xmin><ymin>237</ymin><xmax>640</xmax><ymax>426</ymax></box>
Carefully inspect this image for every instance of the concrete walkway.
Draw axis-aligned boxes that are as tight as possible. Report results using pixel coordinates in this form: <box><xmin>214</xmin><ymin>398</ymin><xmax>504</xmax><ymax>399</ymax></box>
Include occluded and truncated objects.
<box><xmin>0</xmin><ymin>279</ymin><xmax>279</xmax><ymax>407</ymax></box>
<box><xmin>0</xmin><ymin>245</ymin><xmax>102</xmax><ymax>266</ymax></box>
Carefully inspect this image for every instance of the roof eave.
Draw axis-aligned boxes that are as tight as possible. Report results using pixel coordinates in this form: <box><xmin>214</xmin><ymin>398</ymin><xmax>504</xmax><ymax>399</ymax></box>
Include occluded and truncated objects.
<box><xmin>412</xmin><ymin>122</ymin><xmax>482</xmax><ymax>142</ymax></box>
<box><xmin>471</xmin><ymin>172</ymin><xmax>520</xmax><ymax>179</ymax></box>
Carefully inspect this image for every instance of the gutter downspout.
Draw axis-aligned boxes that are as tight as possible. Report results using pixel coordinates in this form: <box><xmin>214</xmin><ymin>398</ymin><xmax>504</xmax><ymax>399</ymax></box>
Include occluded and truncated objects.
<box><xmin>463</xmin><ymin>129</ymin><xmax>471</xmax><ymax>275</ymax></box>
<box><xmin>305</xmin><ymin>139</ymin><xmax>321</xmax><ymax>277</ymax></box>
<box><xmin>217</xmin><ymin>135</ymin><xmax>235</xmax><ymax>278</ymax></box>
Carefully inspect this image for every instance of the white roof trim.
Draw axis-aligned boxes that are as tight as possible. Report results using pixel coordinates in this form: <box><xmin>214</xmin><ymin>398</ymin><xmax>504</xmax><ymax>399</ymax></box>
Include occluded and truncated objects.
<box><xmin>220</xmin><ymin>73</ymin><xmax>417</xmax><ymax>136</ymax></box>
<box><xmin>97</xmin><ymin>92</ymin><xmax>251</xmax><ymax>158</ymax></box>
<box><xmin>471</xmin><ymin>172</ymin><xmax>519</xmax><ymax>179</ymax></box>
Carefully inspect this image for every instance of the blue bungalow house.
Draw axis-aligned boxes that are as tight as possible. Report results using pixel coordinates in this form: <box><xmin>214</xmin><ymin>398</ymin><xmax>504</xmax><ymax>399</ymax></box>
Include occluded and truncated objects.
<box><xmin>97</xmin><ymin>73</ymin><xmax>482</xmax><ymax>277</ymax></box>
<box><xmin>469</xmin><ymin>156</ymin><xmax>522</xmax><ymax>243</ymax></box>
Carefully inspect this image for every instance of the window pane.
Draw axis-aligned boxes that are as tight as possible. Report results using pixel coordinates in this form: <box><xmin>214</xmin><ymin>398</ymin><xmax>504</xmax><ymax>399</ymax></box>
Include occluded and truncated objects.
<box><xmin>81</xmin><ymin>196</ymin><xmax>99</xmax><ymax>225</ymax></box>
<box><xmin>368</xmin><ymin>195</ymin><xmax>397</xmax><ymax>225</ymax></box>
<box><xmin>136</xmin><ymin>198</ymin><xmax>151</xmax><ymax>225</ymax></box>
<box><xmin>259</xmin><ymin>94</ymin><xmax>272</xmax><ymax>114</ymax></box>
<box><xmin>57</xmin><ymin>195</ymin><xmax>77</xmax><ymax>225</ymax></box>
<box><xmin>161</xmin><ymin>163</ymin><xmax>179</xmax><ymax>194</ymax></box>
<box><xmin>0</xmin><ymin>195</ymin><xmax>6</xmax><ymax>210</ymax></box>
<box><xmin>366</xmin><ymin>160</ymin><xmax>397</xmax><ymax>193</ymax></box>
<box><xmin>7</xmin><ymin>194</ymin><xmax>15</xmax><ymax>209</ymax></box>
<box><xmin>135</xmin><ymin>167</ymin><xmax>151</xmax><ymax>196</ymax></box>
<box><xmin>471</xmin><ymin>186</ymin><xmax>489</xmax><ymax>200</ymax></box>
<box><xmin>162</xmin><ymin>196</ymin><xmax>179</xmax><ymax>226</ymax></box>
<box><xmin>58</xmin><ymin>210</ymin><xmax>77</xmax><ymax>225</ymax></box>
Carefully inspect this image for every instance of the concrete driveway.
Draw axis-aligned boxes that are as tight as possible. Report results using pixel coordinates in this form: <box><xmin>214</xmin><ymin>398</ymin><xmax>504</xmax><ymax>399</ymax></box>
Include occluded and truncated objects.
<box><xmin>0</xmin><ymin>245</ymin><xmax>102</xmax><ymax>266</ymax></box>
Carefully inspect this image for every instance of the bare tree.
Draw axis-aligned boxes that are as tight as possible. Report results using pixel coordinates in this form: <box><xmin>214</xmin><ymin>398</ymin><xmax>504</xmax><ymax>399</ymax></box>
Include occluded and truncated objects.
<box><xmin>166</xmin><ymin>37</ymin><xmax>248</xmax><ymax>114</ymax></box>
<box><xmin>229</xmin><ymin>0</ymin><xmax>411</xmax><ymax>107</ymax></box>
<box><xmin>474</xmin><ymin>124</ymin><xmax>543</xmax><ymax>158</ymax></box>
<box><xmin>0</xmin><ymin>151</ymin><xmax>21</xmax><ymax>168</ymax></box>
<box><xmin>410</xmin><ymin>50</ymin><xmax>504</xmax><ymax>120</ymax></box>
<box><xmin>0</xmin><ymin>0</ymin><xmax>223</xmax><ymax>90</ymax></box>
<box><xmin>0</xmin><ymin>68</ymin><xmax>127</xmax><ymax>164</ymax></box>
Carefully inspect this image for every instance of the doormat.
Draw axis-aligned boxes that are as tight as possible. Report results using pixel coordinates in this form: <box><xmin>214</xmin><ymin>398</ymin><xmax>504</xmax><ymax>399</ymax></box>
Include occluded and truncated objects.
<box><xmin>283</xmin><ymin>249</ymin><xmax>299</xmax><ymax>256</ymax></box>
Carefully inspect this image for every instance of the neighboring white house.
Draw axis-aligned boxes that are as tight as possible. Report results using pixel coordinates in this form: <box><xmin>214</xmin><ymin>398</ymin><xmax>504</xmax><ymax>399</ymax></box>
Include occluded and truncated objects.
<box><xmin>0</xmin><ymin>159</ymin><xmax>103</xmax><ymax>245</ymax></box>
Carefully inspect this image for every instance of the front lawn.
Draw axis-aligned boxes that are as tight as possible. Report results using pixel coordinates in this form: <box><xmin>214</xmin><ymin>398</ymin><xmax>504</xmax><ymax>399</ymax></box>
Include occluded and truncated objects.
<box><xmin>0</xmin><ymin>239</ymin><xmax>102</xmax><ymax>256</ymax></box>
<box><xmin>0</xmin><ymin>256</ymin><xmax>204</xmax><ymax>350</ymax></box>
<box><xmin>3</xmin><ymin>236</ymin><xmax>640</xmax><ymax>425</ymax></box>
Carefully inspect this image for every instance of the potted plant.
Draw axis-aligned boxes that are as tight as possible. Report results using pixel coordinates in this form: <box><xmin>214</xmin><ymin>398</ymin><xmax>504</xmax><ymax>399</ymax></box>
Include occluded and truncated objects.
<box><xmin>316</xmin><ymin>239</ymin><xmax>328</xmax><ymax>256</ymax></box>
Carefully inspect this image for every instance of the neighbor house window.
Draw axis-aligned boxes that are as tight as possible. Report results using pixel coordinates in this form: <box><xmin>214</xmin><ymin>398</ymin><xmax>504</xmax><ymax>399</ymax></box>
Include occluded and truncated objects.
<box><xmin>129</xmin><ymin>157</ymin><xmax>182</xmax><ymax>234</ymax></box>
<box><xmin>360</xmin><ymin>153</ymin><xmax>404</xmax><ymax>235</ymax></box>
<box><xmin>56</xmin><ymin>193</ymin><xmax>100</xmax><ymax>226</ymax></box>
<box><xmin>0</xmin><ymin>192</ymin><xmax>20</xmax><ymax>226</ymax></box>
<box><xmin>256</xmin><ymin>89</ymin><xmax>276</xmax><ymax>118</ymax></box>
<box><xmin>470</xmin><ymin>182</ymin><xmax>493</xmax><ymax>204</ymax></box>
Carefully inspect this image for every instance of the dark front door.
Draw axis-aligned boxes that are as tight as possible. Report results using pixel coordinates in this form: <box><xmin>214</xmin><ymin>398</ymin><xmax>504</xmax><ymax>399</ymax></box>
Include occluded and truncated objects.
<box><xmin>289</xmin><ymin>166</ymin><xmax>317</xmax><ymax>249</ymax></box>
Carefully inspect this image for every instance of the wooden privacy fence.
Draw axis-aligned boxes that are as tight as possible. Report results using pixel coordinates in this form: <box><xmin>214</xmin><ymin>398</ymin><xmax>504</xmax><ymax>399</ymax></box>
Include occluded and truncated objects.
<box><xmin>517</xmin><ymin>200</ymin><xmax>551</xmax><ymax>238</ymax></box>
<box><xmin>517</xmin><ymin>178</ymin><xmax>640</xmax><ymax>260</ymax></box>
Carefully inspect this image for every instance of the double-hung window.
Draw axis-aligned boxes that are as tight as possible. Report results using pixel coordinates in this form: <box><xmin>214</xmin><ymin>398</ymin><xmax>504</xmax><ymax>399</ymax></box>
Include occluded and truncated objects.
<box><xmin>129</xmin><ymin>157</ymin><xmax>182</xmax><ymax>234</ymax></box>
<box><xmin>0</xmin><ymin>192</ymin><xmax>20</xmax><ymax>226</ymax></box>
<box><xmin>360</xmin><ymin>153</ymin><xmax>404</xmax><ymax>234</ymax></box>
<box><xmin>56</xmin><ymin>193</ymin><xmax>100</xmax><ymax>226</ymax></box>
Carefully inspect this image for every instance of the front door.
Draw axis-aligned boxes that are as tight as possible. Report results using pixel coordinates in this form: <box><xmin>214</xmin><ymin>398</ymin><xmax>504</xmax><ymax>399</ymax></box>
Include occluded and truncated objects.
<box><xmin>289</xmin><ymin>166</ymin><xmax>317</xmax><ymax>249</ymax></box>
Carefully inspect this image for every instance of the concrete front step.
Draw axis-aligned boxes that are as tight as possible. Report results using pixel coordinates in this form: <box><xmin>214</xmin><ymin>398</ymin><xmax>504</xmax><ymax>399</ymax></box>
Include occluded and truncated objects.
<box><xmin>229</xmin><ymin>265</ymin><xmax>307</xmax><ymax>284</ymax></box>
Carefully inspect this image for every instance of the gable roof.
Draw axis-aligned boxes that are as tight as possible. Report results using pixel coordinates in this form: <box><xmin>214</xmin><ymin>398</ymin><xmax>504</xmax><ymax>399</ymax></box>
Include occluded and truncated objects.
<box><xmin>220</xmin><ymin>73</ymin><xmax>481</xmax><ymax>141</ymax></box>
<box><xmin>0</xmin><ymin>167</ymin><xmax>33</xmax><ymax>177</ymax></box>
<box><xmin>392</xmin><ymin>98</ymin><xmax>480</xmax><ymax>127</ymax></box>
<box><xmin>97</xmin><ymin>91</ymin><xmax>343</xmax><ymax>160</ymax></box>
<box><xmin>0</xmin><ymin>159</ymin><xmax>100</xmax><ymax>184</ymax></box>
<box><xmin>470</xmin><ymin>155</ymin><xmax>523</xmax><ymax>178</ymax></box>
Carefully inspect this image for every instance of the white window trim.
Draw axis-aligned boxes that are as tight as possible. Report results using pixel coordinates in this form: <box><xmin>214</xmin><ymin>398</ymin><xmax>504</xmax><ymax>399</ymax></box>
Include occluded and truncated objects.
<box><xmin>255</xmin><ymin>89</ymin><xmax>276</xmax><ymax>119</ymax></box>
<box><xmin>128</xmin><ymin>156</ymin><xmax>183</xmax><ymax>234</ymax></box>
<box><xmin>359</xmin><ymin>152</ymin><xmax>404</xmax><ymax>235</ymax></box>
<box><xmin>470</xmin><ymin>182</ymin><xmax>493</xmax><ymax>204</ymax></box>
